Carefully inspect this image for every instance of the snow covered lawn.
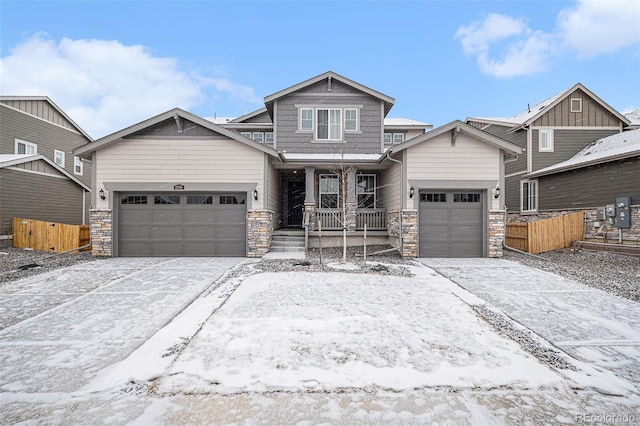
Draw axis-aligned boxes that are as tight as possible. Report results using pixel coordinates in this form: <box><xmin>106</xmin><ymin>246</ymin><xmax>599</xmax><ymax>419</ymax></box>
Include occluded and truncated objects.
<box><xmin>158</xmin><ymin>267</ymin><xmax>563</xmax><ymax>395</ymax></box>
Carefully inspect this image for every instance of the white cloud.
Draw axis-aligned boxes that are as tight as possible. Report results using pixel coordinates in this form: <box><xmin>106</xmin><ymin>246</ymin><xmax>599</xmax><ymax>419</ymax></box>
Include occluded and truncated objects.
<box><xmin>455</xmin><ymin>14</ymin><xmax>555</xmax><ymax>78</ymax></box>
<box><xmin>455</xmin><ymin>0</ymin><xmax>640</xmax><ymax>78</ymax></box>
<box><xmin>558</xmin><ymin>0</ymin><xmax>640</xmax><ymax>58</ymax></box>
<box><xmin>0</xmin><ymin>34</ymin><xmax>260</xmax><ymax>138</ymax></box>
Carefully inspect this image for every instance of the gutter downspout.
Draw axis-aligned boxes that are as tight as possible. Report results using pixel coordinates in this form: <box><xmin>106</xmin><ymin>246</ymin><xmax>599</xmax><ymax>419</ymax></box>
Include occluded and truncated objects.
<box><xmin>385</xmin><ymin>150</ymin><xmax>404</xmax><ymax>254</ymax></box>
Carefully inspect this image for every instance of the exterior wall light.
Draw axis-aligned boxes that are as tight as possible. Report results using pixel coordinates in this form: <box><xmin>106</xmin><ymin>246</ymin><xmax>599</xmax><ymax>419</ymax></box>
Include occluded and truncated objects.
<box><xmin>99</xmin><ymin>188</ymin><xmax>106</xmax><ymax>200</ymax></box>
<box><xmin>253</xmin><ymin>189</ymin><xmax>258</xmax><ymax>201</ymax></box>
<box><xmin>494</xmin><ymin>187</ymin><xmax>501</xmax><ymax>199</ymax></box>
<box><xmin>409</xmin><ymin>187</ymin><xmax>415</xmax><ymax>198</ymax></box>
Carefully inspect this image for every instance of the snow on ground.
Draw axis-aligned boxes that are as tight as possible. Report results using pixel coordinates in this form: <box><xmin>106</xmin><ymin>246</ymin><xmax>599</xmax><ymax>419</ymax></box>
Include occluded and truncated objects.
<box><xmin>158</xmin><ymin>268</ymin><xmax>563</xmax><ymax>395</ymax></box>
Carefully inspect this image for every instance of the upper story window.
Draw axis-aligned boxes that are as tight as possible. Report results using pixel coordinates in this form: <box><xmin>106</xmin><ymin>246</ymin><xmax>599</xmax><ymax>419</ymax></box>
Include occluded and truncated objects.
<box><xmin>265</xmin><ymin>132</ymin><xmax>274</xmax><ymax>143</ymax></box>
<box><xmin>393</xmin><ymin>133</ymin><xmax>405</xmax><ymax>144</ymax></box>
<box><xmin>15</xmin><ymin>139</ymin><xmax>37</xmax><ymax>155</ymax></box>
<box><xmin>570</xmin><ymin>98</ymin><xmax>582</xmax><ymax>113</ymax></box>
<box><xmin>300</xmin><ymin>108</ymin><xmax>313</xmax><ymax>131</ymax></box>
<box><xmin>319</xmin><ymin>174</ymin><xmax>339</xmax><ymax>208</ymax></box>
<box><xmin>521</xmin><ymin>180</ymin><xmax>537</xmax><ymax>212</ymax></box>
<box><xmin>345</xmin><ymin>108</ymin><xmax>358</xmax><ymax>131</ymax></box>
<box><xmin>240</xmin><ymin>132</ymin><xmax>252</xmax><ymax>139</ymax></box>
<box><xmin>538</xmin><ymin>129</ymin><xmax>554</xmax><ymax>152</ymax></box>
<box><xmin>317</xmin><ymin>109</ymin><xmax>342</xmax><ymax>141</ymax></box>
<box><xmin>384</xmin><ymin>133</ymin><xmax>392</xmax><ymax>144</ymax></box>
<box><xmin>54</xmin><ymin>150</ymin><xmax>65</xmax><ymax>168</ymax></box>
<box><xmin>252</xmin><ymin>132</ymin><xmax>264</xmax><ymax>143</ymax></box>
<box><xmin>74</xmin><ymin>156</ymin><xmax>83</xmax><ymax>175</ymax></box>
<box><xmin>357</xmin><ymin>174</ymin><xmax>376</xmax><ymax>208</ymax></box>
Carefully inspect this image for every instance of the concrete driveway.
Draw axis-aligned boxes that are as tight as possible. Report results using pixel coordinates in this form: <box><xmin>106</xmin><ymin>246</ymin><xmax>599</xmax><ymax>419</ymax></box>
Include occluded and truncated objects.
<box><xmin>0</xmin><ymin>257</ymin><xmax>244</xmax><ymax>393</ymax></box>
<box><xmin>418</xmin><ymin>258</ymin><xmax>640</xmax><ymax>389</ymax></box>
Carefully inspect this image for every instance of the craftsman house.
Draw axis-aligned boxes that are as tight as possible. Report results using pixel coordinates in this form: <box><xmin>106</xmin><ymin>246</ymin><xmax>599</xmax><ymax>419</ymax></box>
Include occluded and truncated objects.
<box><xmin>0</xmin><ymin>97</ymin><xmax>93</xmax><ymax>246</ymax></box>
<box><xmin>74</xmin><ymin>71</ymin><xmax>520</xmax><ymax>258</ymax></box>
<box><xmin>466</xmin><ymin>83</ymin><xmax>631</xmax><ymax>214</ymax></box>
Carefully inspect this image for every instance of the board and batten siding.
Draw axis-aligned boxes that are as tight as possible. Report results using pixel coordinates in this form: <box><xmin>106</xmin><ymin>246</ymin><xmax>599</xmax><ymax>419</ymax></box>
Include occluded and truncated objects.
<box><xmin>538</xmin><ymin>157</ymin><xmax>640</xmax><ymax>210</ymax></box>
<box><xmin>0</xmin><ymin>168</ymin><xmax>86</xmax><ymax>234</ymax></box>
<box><xmin>533</xmin><ymin>89</ymin><xmax>623</xmax><ymax>128</ymax></box>
<box><xmin>531</xmin><ymin>128</ymin><xmax>620</xmax><ymax>171</ymax></box>
<box><xmin>274</xmin><ymin>80</ymin><xmax>384</xmax><ymax>155</ymax></box>
<box><xmin>0</xmin><ymin>99</ymin><xmax>79</xmax><ymax>132</ymax></box>
<box><xmin>0</xmin><ymin>105</ymin><xmax>92</xmax><ymax>187</ymax></box>
<box><xmin>94</xmin><ymin>138</ymin><xmax>266</xmax><ymax>210</ymax></box>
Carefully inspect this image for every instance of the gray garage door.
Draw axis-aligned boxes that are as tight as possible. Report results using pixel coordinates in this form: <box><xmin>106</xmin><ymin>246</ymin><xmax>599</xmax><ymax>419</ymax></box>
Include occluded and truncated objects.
<box><xmin>419</xmin><ymin>191</ymin><xmax>484</xmax><ymax>257</ymax></box>
<box><xmin>118</xmin><ymin>193</ymin><xmax>246</xmax><ymax>257</ymax></box>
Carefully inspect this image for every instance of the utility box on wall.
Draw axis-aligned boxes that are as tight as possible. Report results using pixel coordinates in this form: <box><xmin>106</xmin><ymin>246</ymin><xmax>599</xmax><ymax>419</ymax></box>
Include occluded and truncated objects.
<box><xmin>616</xmin><ymin>197</ymin><xmax>632</xmax><ymax>228</ymax></box>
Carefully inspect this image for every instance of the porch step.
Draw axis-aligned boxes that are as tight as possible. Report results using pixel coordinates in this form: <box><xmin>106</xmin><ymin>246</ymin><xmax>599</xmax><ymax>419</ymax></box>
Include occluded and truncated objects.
<box><xmin>270</xmin><ymin>235</ymin><xmax>306</xmax><ymax>253</ymax></box>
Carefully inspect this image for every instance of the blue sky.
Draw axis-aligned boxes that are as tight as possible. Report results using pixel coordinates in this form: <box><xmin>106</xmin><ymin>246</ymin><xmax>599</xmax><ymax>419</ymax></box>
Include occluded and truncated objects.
<box><xmin>1</xmin><ymin>0</ymin><xmax>639</xmax><ymax>138</ymax></box>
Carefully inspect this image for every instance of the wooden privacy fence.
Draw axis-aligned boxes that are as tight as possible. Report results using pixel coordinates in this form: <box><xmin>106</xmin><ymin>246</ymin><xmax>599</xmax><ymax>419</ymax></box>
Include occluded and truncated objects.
<box><xmin>506</xmin><ymin>213</ymin><xmax>584</xmax><ymax>254</ymax></box>
<box><xmin>12</xmin><ymin>217</ymin><xmax>91</xmax><ymax>253</ymax></box>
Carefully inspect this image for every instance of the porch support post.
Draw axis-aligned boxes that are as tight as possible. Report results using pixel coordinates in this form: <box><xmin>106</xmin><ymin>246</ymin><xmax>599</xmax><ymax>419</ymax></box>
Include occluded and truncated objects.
<box><xmin>304</xmin><ymin>167</ymin><xmax>316</xmax><ymax>231</ymax></box>
<box><xmin>345</xmin><ymin>169</ymin><xmax>357</xmax><ymax>231</ymax></box>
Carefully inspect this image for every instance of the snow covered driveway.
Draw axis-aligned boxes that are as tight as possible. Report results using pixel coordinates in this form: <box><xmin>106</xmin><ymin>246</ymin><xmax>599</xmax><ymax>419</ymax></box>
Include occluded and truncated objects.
<box><xmin>0</xmin><ymin>257</ymin><xmax>244</xmax><ymax>393</ymax></box>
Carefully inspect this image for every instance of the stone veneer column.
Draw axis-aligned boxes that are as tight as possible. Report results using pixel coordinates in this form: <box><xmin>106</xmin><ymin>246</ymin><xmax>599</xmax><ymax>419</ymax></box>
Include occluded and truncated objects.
<box><xmin>489</xmin><ymin>210</ymin><xmax>505</xmax><ymax>258</ymax></box>
<box><xmin>90</xmin><ymin>209</ymin><xmax>112</xmax><ymax>257</ymax></box>
<box><xmin>247</xmin><ymin>210</ymin><xmax>273</xmax><ymax>257</ymax></box>
<box><xmin>401</xmin><ymin>209</ymin><xmax>418</xmax><ymax>258</ymax></box>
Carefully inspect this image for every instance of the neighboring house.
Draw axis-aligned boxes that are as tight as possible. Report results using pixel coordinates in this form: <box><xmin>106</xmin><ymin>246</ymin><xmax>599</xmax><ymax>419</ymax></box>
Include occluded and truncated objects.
<box><xmin>624</xmin><ymin>109</ymin><xmax>640</xmax><ymax>130</ymax></box>
<box><xmin>466</xmin><ymin>83</ymin><xmax>631</xmax><ymax>214</ymax></box>
<box><xmin>74</xmin><ymin>71</ymin><xmax>520</xmax><ymax>258</ymax></box>
<box><xmin>0</xmin><ymin>97</ymin><xmax>93</xmax><ymax>242</ymax></box>
<box><xmin>0</xmin><ymin>154</ymin><xmax>91</xmax><ymax>247</ymax></box>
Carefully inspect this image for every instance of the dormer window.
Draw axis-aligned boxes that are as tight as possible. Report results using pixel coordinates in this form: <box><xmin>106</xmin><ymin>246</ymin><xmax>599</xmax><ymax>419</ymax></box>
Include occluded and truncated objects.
<box><xmin>384</xmin><ymin>133</ymin><xmax>392</xmax><ymax>144</ymax></box>
<box><xmin>393</xmin><ymin>133</ymin><xmax>405</xmax><ymax>144</ymax></box>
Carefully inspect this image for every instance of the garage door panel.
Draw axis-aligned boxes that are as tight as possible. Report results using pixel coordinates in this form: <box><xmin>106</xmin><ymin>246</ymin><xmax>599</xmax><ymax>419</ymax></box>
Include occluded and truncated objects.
<box><xmin>450</xmin><ymin>242</ymin><xmax>483</xmax><ymax>257</ymax></box>
<box><xmin>118</xmin><ymin>192</ymin><xmax>246</xmax><ymax>257</ymax></box>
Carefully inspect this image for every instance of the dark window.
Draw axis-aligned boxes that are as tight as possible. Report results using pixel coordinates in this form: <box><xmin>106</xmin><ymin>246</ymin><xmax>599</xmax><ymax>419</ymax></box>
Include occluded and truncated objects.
<box><xmin>454</xmin><ymin>193</ymin><xmax>480</xmax><ymax>203</ymax></box>
<box><xmin>187</xmin><ymin>195</ymin><xmax>213</xmax><ymax>205</ymax></box>
<box><xmin>220</xmin><ymin>195</ymin><xmax>246</xmax><ymax>205</ymax></box>
<box><xmin>121</xmin><ymin>195</ymin><xmax>147</xmax><ymax>205</ymax></box>
<box><xmin>421</xmin><ymin>193</ymin><xmax>447</xmax><ymax>203</ymax></box>
<box><xmin>154</xmin><ymin>195</ymin><xmax>181</xmax><ymax>205</ymax></box>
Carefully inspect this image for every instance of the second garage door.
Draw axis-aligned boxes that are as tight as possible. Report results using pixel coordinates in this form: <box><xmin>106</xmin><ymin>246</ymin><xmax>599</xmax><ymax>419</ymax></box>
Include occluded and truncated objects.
<box><xmin>419</xmin><ymin>191</ymin><xmax>484</xmax><ymax>257</ymax></box>
<box><xmin>118</xmin><ymin>193</ymin><xmax>246</xmax><ymax>257</ymax></box>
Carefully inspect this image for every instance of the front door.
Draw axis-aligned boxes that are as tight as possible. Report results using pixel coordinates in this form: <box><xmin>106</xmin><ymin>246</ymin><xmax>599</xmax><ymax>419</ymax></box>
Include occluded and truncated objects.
<box><xmin>285</xmin><ymin>177</ymin><xmax>305</xmax><ymax>227</ymax></box>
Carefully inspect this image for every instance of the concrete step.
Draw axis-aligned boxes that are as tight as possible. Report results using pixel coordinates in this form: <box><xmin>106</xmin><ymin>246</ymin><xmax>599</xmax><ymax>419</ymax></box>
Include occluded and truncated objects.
<box><xmin>269</xmin><ymin>246</ymin><xmax>306</xmax><ymax>252</ymax></box>
<box><xmin>271</xmin><ymin>242</ymin><xmax>305</xmax><ymax>248</ymax></box>
<box><xmin>271</xmin><ymin>236</ymin><xmax>306</xmax><ymax>242</ymax></box>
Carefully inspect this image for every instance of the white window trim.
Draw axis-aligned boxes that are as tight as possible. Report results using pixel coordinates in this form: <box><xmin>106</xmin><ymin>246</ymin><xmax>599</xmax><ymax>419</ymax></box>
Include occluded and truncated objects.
<box><xmin>538</xmin><ymin>128</ymin><xmax>554</xmax><ymax>152</ymax></box>
<box><xmin>356</xmin><ymin>173</ymin><xmax>376</xmax><ymax>208</ymax></box>
<box><xmin>521</xmin><ymin>179</ymin><xmax>538</xmax><ymax>213</ymax></box>
<box><xmin>240</xmin><ymin>131</ymin><xmax>252</xmax><ymax>138</ymax></box>
<box><xmin>54</xmin><ymin>149</ymin><xmax>65</xmax><ymax>168</ymax></box>
<box><xmin>252</xmin><ymin>132</ymin><xmax>264</xmax><ymax>143</ymax></box>
<box><xmin>316</xmin><ymin>108</ymin><xmax>342</xmax><ymax>141</ymax></box>
<box><xmin>570</xmin><ymin>98</ymin><xmax>582</xmax><ymax>113</ymax></box>
<box><xmin>74</xmin><ymin>156</ymin><xmax>83</xmax><ymax>176</ymax></box>
<box><xmin>299</xmin><ymin>108</ymin><xmax>313</xmax><ymax>132</ymax></box>
<box><xmin>15</xmin><ymin>139</ymin><xmax>37</xmax><ymax>155</ymax></box>
<box><xmin>319</xmin><ymin>174</ymin><xmax>340</xmax><ymax>208</ymax></box>
<box><xmin>383</xmin><ymin>133</ymin><xmax>392</xmax><ymax>144</ymax></box>
<box><xmin>265</xmin><ymin>132</ymin><xmax>274</xmax><ymax>143</ymax></box>
<box><xmin>344</xmin><ymin>108</ymin><xmax>358</xmax><ymax>132</ymax></box>
<box><xmin>393</xmin><ymin>133</ymin><xmax>405</xmax><ymax>144</ymax></box>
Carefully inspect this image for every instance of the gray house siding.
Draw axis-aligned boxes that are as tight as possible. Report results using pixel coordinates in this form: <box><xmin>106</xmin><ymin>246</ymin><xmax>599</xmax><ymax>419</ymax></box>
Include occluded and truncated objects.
<box><xmin>505</xmin><ymin>177</ymin><xmax>522</xmax><ymax>212</ymax></box>
<box><xmin>532</xmin><ymin>89</ymin><xmax>623</xmax><ymax>127</ymax></box>
<box><xmin>0</xmin><ymin>106</ymin><xmax>92</xmax><ymax>187</ymax></box>
<box><xmin>481</xmin><ymin>125</ymin><xmax>527</xmax><ymax>175</ymax></box>
<box><xmin>0</xmin><ymin>99</ymin><xmax>78</xmax><ymax>132</ymax></box>
<box><xmin>0</xmin><ymin>167</ymin><xmax>86</xmax><ymax>235</ymax></box>
<box><xmin>531</xmin><ymin>128</ymin><xmax>620</xmax><ymax>171</ymax></box>
<box><xmin>241</xmin><ymin>111</ymin><xmax>272</xmax><ymax>124</ymax></box>
<box><xmin>273</xmin><ymin>81</ymin><xmax>384</xmax><ymax>155</ymax></box>
<box><xmin>537</xmin><ymin>157</ymin><xmax>640</xmax><ymax>210</ymax></box>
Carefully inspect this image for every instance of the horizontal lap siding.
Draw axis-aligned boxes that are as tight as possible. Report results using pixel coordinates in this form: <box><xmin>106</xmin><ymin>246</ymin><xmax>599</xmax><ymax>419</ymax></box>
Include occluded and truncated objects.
<box><xmin>96</xmin><ymin>138</ymin><xmax>265</xmax><ymax>209</ymax></box>
<box><xmin>406</xmin><ymin>133</ymin><xmax>500</xmax><ymax>181</ymax></box>
<box><xmin>481</xmin><ymin>125</ymin><xmax>527</xmax><ymax>176</ymax></box>
<box><xmin>379</xmin><ymin>160</ymin><xmax>401</xmax><ymax>210</ymax></box>
<box><xmin>538</xmin><ymin>157</ymin><xmax>640</xmax><ymax>210</ymax></box>
<box><xmin>532</xmin><ymin>129</ymin><xmax>620</xmax><ymax>171</ymax></box>
<box><xmin>0</xmin><ymin>169</ymin><xmax>84</xmax><ymax>234</ymax></box>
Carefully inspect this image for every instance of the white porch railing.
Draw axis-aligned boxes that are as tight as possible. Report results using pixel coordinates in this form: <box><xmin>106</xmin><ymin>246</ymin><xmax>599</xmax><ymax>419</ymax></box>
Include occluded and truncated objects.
<box><xmin>316</xmin><ymin>208</ymin><xmax>343</xmax><ymax>230</ymax></box>
<box><xmin>315</xmin><ymin>208</ymin><xmax>387</xmax><ymax>230</ymax></box>
<box><xmin>356</xmin><ymin>208</ymin><xmax>387</xmax><ymax>230</ymax></box>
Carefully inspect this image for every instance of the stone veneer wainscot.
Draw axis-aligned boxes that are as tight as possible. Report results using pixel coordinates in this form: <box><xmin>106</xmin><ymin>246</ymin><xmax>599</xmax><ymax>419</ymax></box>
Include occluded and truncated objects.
<box><xmin>90</xmin><ymin>209</ymin><xmax>112</xmax><ymax>257</ymax></box>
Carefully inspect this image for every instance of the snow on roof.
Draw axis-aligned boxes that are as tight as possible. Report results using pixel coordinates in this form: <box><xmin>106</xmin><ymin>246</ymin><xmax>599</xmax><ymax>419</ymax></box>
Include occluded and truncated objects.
<box><xmin>531</xmin><ymin>128</ymin><xmax>640</xmax><ymax>176</ymax></box>
<box><xmin>282</xmin><ymin>153</ymin><xmax>382</xmax><ymax>162</ymax></box>
<box><xmin>0</xmin><ymin>154</ymin><xmax>37</xmax><ymax>166</ymax></box>
<box><xmin>624</xmin><ymin>109</ymin><xmax>640</xmax><ymax>125</ymax></box>
<box><xmin>384</xmin><ymin>118</ymin><xmax>430</xmax><ymax>127</ymax></box>
<box><xmin>204</xmin><ymin>116</ymin><xmax>236</xmax><ymax>124</ymax></box>
<box><xmin>469</xmin><ymin>88</ymin><xmax>568</xmax><ymax>126</ymax></box>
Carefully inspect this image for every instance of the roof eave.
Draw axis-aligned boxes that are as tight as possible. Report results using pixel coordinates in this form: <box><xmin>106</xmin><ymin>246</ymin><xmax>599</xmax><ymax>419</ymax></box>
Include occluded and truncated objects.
<box><xmin>527</xmin><ymin>150</ymin><xmax>640</xmax><ymax>178</ymax></box>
